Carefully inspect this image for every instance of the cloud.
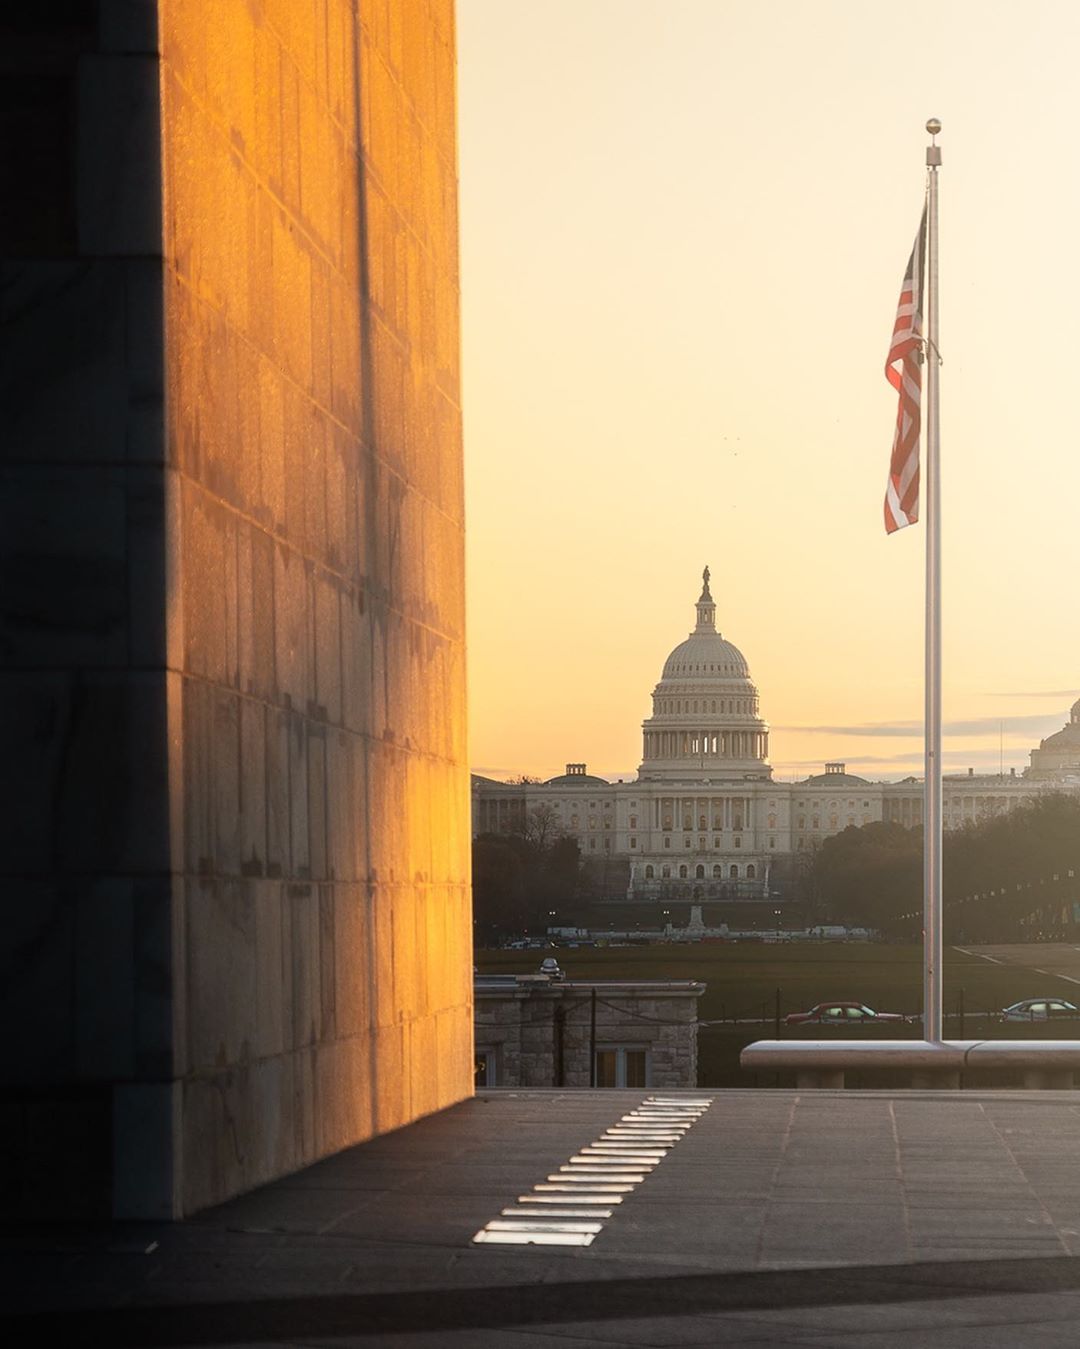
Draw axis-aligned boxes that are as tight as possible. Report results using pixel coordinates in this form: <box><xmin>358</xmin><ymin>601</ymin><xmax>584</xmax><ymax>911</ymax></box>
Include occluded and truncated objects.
<box><xmin>775</xmin><ymin>713</ymin><xmax>1062</xmax><ymax>738</ymax></box>
<box><xmin>984</xmin><ymin>690</ymin><xmax>1077</xmax><ymax>699</ymax></box>
<box><xmin>773</xmin><ymin>722</ymin><xmax>920</xmax><ymax>738</ymax></box>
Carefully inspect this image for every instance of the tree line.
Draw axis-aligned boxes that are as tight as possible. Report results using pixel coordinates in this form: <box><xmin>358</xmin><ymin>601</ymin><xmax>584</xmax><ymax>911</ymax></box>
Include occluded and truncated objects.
<box><xmin>808</xmin><ymin>793</ymin><xmax>1080</xmax><ymax>941</ymax></box>
<box><xmin>472</xmin><ymin>804</ymin><xmax>582</xmax><ymax>943</ymax></box>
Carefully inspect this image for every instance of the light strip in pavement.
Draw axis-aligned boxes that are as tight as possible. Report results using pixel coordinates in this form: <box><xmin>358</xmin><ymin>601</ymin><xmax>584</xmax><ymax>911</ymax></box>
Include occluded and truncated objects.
<box><xmin>474</xmin><ymin>1230</ymin><xmax>595</xmax><ymax>1247</ymax></box>
<box><xmin>559</xmin><ymin>1167</ymin><xmax>646</xmax><ymax>1177</ymax></box>
<box><xmin>603</xmin><ymin>1131</ymin><xmax>682</xmax><ymax>1140</ymax></box>
<box><xmin>473</xmin><ymin>1095</ymin><xmax>714</xmax><ymax>1247</ymax></box>
<box><xmin>546</xmin><ymin>1173</ymin><xmax>643</xmax><ymax>1184</ymax></box>
<box><xmin>516</xmin><ymin>1193</ymin><xmax>622</xmax><ymax>1205</ymax></box>
<box><xmin>533</xmin><ymin>1182</ymin><xmax>634</xmax><ymax>1193</ymax></box>
<box><xmin>582</xmin><ymin>1149</ymin><xmax>666</xmax><ymax>1160</ymax></box>
<box><xmin>563</xmin><ymin>1160</ymin><xmax>657</xmax><ymax>1170</ymax></box>
<box><xmin>501</xmin><ymin>1206</ymin><xmax>615</xmax><ymax>1218</ymax></box>
<box><xmin>486</xmin><ymin>1220</ymin><xmax>603</xmax><ymax>1234</ymax></box>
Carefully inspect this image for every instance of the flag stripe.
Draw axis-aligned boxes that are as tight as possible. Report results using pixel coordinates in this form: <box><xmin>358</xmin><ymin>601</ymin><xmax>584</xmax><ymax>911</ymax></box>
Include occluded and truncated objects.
<box><xmin>884</xmin><ymin>205</ymin><xmax>927</xmax><ymax>533</ymax></box>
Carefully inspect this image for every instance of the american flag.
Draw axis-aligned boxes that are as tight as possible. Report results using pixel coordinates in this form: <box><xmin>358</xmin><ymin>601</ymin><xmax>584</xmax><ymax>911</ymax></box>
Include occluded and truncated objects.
<box><xmin>884</xmin><ymin>206</ymin><xmax>927</xmax><ymax>533</ymax></box>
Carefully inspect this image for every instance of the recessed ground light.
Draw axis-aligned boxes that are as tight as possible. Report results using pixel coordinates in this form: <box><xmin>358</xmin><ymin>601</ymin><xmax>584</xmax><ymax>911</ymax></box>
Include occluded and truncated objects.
<box><xmin>533</xmin><ymin>1182</ymin><xmax>635</xmax><ymax>1193</ymax></box>
<box><xmin>604</xmin><ymin>1130</ymin><xmax>682</xmax><ymax>1139</ymax></box>
<box><xmin>558</xmin><ymin>1167</ymin><xmax>646</xmax><ymax>1177</ymax></box>
<box><xmin>569</xmin><ymin>1155</ymin><xmax>656</xmax><ymax>1167</ymax></box>
<box><xmin>582</xmin><ymin>1149</ymin><xmax>666</xmax><ymax>1160</ymax></box>
<box><xmin>624</xmin><ymin>1113</ymin><xmax>695</xmax><ymax>1122</ymax></box>
<box><xmin>517</xmin><ymin>1193</ymin><xmax>621</xmax><ymax>1205</ymax></box>
<box><xmin>473</xmin><ymin>1230</ymin><xmax>595</xmax><ymax>1247</ymax></box>
<box><xmin>501</xmin><ymin>1206</ymin><xmax>615</xmax><ymax>1218</ymax></box>
<box><xmin>545</xmin><ymin>1173</ymin><xmax>643</xmax><ymax>1184</ymax></box>
<box><xmin>485</xmin><ymin>1220</ymin><xmax>603</xmax><ymax>1234</ymax></box>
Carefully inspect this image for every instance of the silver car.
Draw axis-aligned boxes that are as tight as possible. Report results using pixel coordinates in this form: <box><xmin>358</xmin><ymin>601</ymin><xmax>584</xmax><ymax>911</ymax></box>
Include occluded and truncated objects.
<box><xmin>1000</xmin><ymin>997</ymin><xmax>1079</xmax><ymax>1022</ymax></box>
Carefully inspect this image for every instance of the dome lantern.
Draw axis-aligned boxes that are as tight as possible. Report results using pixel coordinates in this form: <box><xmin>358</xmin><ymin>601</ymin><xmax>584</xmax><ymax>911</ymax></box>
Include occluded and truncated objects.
<box><xmin>695</xmin><ymin>564</ymin><xmax>717</xmax><ymax>634</ymax></box>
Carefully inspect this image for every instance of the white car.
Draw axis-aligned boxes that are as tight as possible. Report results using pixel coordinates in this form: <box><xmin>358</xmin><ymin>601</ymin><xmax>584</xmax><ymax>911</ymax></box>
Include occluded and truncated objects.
<box><xmin>1000</xmin><ymin>998</ymin><xmax>1079</xmax><ymax>1022</ymax></box>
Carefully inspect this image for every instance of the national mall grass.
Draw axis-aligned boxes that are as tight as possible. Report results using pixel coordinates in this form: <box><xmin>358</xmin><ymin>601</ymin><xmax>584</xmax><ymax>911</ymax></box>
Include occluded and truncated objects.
<box><xmin>473</xmin><ymin>943</ymin><xmax>1078</xmax><ymax>1087</ymax></box>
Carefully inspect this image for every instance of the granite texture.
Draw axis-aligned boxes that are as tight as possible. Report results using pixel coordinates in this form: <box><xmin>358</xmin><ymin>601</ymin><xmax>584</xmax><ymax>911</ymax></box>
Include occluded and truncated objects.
<box><xmin>0</xmin><ymin>0</ymin><xmax>470</xmax><ymax>1219</ymax></box>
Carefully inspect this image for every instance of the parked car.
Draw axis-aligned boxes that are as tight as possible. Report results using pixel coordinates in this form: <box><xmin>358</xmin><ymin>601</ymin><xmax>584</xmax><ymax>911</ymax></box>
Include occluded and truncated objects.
<box><xmin>1000</xmin><ymin>998</ymin><xmax>1080</xmax><ymax>1023</ymax></box>
<box><xmin>785</xmin><ymin>1001</ymin><xmax>908</xmax><ymax>1026</ymax></box>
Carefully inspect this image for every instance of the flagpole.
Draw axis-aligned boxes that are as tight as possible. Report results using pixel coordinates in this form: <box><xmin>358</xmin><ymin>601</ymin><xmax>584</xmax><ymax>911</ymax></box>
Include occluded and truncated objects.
<box><xmin>924</xmin><ymin>118</ymin><xmax>943</xmax><ymax>1042</ymax></box>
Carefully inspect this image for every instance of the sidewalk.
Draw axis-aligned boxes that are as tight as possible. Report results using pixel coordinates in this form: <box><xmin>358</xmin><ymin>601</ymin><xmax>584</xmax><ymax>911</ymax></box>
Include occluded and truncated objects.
<box><xmin>5</xmin><ymin>1089</ymin><xmax>1080</xmax><ymax>1346</ymax></box>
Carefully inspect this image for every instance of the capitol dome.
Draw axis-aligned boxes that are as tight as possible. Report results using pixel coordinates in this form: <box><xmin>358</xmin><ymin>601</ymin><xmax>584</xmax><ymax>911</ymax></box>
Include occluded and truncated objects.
<box><xmin>1028</xmin><ymin>695</ymin><xmax>1080</xmax><ymax>777</ymax></box>
<box><xmin>638</xmin><ymin>568</ymin><xmax>771</xmax><ymax>783</ymax></box>
<box><xmin>662</xmin><ymin>634</ymin><xmax>749</xmax><ymax>681</ymax></box>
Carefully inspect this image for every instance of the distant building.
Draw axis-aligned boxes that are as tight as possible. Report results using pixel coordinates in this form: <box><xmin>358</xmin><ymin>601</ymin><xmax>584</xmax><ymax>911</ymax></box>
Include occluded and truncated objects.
<box><xmin>474</xmin><ymin>974</ymin><xmax>704</xmax><ymax>1088</ymax></box>
<box><xmin>472</xmin><ymin>569</ymin><xmax>1077</xmax><ymax>900</ymax></box>
<box><xmin>1029</xmin><ymin>699</ymin><xmax>1080</xmax><ymax>778</ymax></box>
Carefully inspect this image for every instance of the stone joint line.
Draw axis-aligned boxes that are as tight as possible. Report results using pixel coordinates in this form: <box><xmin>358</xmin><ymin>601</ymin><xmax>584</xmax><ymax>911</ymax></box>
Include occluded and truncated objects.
<box><xmin>471</xmin><ymin>1096</ymin><xmax>714</xmax><ymax>1248</ymax></box>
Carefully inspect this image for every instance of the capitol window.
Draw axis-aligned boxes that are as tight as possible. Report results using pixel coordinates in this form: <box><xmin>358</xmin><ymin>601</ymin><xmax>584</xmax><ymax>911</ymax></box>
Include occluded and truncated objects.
<box><xmin>629</xmin><ymin>815</ymin><xmax>637</xmax><ymax>828</ymax></box>
<box><xmin>645</xmin><ymin>865</ymin><xmax>654</xmax><ymax>878</ymax></box>
<box><xmin>679</xmin><ymin>864</ymin><xmax>688</xmax><ymax>878</ymax></box>
<box><xmin>664</xmin><ymin>837</ymin><xmax>671</xmax><ymax>848</ymax></box>
<box><xmin>769</xmin><ymin>837</ymin><xmax>775</xmax><ymax>848</ymax></box>
<box><xmin>714</xmin><ymin>837</ymin><xmax>721</xmax><ymax>848</ymax></box>
<box><xmin>695</xmin><ymin>865</ymin><xmax>705</xmax><ymax>879</ymax></box>
<box><xmin>712</xmin><ymin>864</ymin><xmax>722</xmax><ymax>878</ymax></box>
<box><xmin>734</xmin><ymin>836</ymin><xmax>741</xmax><ymax>848</ymax></box>
<box><xmin>684</xmin><ymin>838</ymin><xmax>691</xmax><ymax>848</ymax></box>
<box><xmin>746</xmin><ymin>864</ymin><xmax>756</xmax><ymax>879</ymax></box>
<box><xmin>629</xmin><ymin>836</ymin><xmax>637</xmax><ymax>848</ymax></box>
<box><xmin>730</xmin><ymin>864</ymin><xmax>739</xmax><ymax>878</ymax></box>
<box><xmin>662</xmin><ymin>864</ymin><xmax>671</xmax><ymax>878</ymax></box>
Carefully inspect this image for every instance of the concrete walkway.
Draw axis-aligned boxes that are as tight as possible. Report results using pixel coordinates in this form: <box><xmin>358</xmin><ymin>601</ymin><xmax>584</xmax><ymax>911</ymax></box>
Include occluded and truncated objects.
<box><xmin>6</xmin><ymin>1089</ymin><xmax>1080</xmax><ymax>1346</ymax></box>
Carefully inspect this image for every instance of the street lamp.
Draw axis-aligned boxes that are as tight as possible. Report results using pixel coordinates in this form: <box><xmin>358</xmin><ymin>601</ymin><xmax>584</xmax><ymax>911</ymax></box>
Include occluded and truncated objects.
<box><xmin>773</xmin><ymin>907</ymin><xmax>782</xmax><ymax>938</ymax></box>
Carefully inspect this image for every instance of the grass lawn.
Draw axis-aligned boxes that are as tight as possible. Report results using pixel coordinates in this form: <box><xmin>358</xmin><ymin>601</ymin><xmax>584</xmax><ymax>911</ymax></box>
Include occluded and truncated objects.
<box><xmin>475</xmin><ymin>942</ymin><xmax>1060</xmax><ymax>1020</ymax></box>
<box><xmin>475</xmin><ymin>943</ymin><xmax>1080</xmax><ymax>1086</ymax></box>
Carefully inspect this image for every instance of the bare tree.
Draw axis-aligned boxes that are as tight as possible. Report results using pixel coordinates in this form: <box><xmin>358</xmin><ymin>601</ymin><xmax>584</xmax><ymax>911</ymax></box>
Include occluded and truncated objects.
<box><xmin>523</xmin><ymin>802</ymin><xmax>562</xmax><ymax>853</ymax></box>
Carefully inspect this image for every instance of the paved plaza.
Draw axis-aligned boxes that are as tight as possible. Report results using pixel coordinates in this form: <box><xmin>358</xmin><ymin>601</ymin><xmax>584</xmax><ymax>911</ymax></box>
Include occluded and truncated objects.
<box><xmin>6</xmin><ymin>1089</ymin><xmax>1080</xmax><ymax>1346</ymax></box>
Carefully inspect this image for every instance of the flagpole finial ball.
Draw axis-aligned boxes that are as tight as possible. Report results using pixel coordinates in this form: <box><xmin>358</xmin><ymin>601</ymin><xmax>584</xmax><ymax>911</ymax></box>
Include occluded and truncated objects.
<box><xmin>926</xmin><ymin>118</ymin><xmax>942</xmax><ymax>136</ymax></box>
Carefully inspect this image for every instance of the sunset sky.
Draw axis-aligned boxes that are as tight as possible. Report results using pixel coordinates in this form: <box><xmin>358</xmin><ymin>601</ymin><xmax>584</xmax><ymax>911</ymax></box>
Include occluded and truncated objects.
<box><xmin>456</xmin><ymin>0</ymin><xmax>1079</xmax><ymax>784</ymax></box>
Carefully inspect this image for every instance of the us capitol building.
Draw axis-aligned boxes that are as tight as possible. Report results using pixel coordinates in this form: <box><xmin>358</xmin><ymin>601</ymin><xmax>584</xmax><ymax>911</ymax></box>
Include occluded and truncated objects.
<box><xmin>473</xmin><ymin>569</ymin><xmax>1080</xmax><ymax>900</ymax></box>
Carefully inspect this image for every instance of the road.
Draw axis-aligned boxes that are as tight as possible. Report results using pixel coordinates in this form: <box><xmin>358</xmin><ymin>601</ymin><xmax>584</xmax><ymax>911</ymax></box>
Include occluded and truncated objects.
<box><xmin>954</xmin><ymin>942</ymin><xmax>1080</xmax><ymax>989</ymax></box>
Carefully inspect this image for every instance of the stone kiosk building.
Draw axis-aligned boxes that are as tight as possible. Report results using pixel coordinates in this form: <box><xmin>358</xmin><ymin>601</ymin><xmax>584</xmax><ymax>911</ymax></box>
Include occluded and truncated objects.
<box><xmin>474</xmin><ymin>974</ymin><xmax>704</xmax><ymax>1089</ymax></box>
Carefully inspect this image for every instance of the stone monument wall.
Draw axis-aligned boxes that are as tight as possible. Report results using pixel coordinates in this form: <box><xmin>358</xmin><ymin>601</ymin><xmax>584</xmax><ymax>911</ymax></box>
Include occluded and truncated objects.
<box><xmin>0</xmin><ymin>0</ymin><xmax>471</xmax><ymax>1219</ymax></box>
